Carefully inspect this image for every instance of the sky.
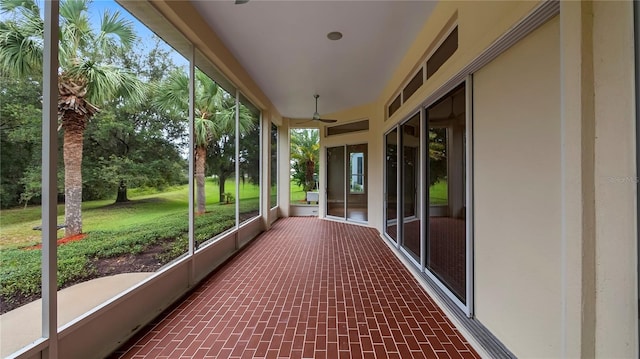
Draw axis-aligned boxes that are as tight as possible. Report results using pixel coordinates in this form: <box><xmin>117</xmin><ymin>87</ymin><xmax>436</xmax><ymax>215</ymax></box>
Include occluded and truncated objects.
<box><xmin>89</xmin><ymin>0</ymin><xmax>188</xmax><ymax>68</ymax></box>
<box><xmin>0</xmin><ymin>0</ymin><xmax>189</xmax><ymax>69</ymax></box>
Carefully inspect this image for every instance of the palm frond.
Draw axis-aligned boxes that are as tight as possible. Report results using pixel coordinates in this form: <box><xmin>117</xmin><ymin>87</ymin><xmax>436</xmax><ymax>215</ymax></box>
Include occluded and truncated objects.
<box><xmin>0</xmin><ymin>0</ymin><xmax>39</xmax><ymax>17</ymax></box>
<box><xmin>211</xmin><ymin>105</ymin><xmax>235</xmax><ymax>138</ymax></box>
<box><xmin>98</xmin><ymin>9</ymin><xmax>135</xmax><ymax>50</ymax></box>
<box><xmin>154</xmin><ymin>69</ymin><xmax>189</xmax><ymax>115</ymax></box>
<box><xmin>195</xmin><ymin>70</ymin><xmax>220</xmax><ymax>115</ymax></box>
<box><xmin>59</xmin><ymin>0</ymin><xmax>92</xmax><ymax>57</ymax></box>
<box><xmin>63</xmin><ymin>59</ymin><xmax>144</xmax><ymax>107</ymax></box>
<box><xmin>290</xmin><ymin>129</ymin><xmax>320</xmax><ymax>163</ymax></box>
<box><xmin>194</xmin><ymin>117</ymin><xmax>216</xmax><ymax>147</ymax></box>
<box><xmin>59</xmin><ymin>0</ymin><xmax>89</xmax><ymax>26</ymax></box>
<box><xmin>113</xmin><ymin>69</ymin><xmax>145</xmax><ymax>106</ymax></box>
<box><xmin>0</xmin><ymin>20</ymin><xmax>43</xmax><ymax>76</ymax></box>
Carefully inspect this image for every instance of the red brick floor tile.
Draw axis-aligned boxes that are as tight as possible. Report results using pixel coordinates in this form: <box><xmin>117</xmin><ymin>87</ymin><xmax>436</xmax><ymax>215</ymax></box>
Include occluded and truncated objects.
<box><xmin>108</xmin><ymin>218</ymin><xmax>479</xmax><ymax>359</ymax></box>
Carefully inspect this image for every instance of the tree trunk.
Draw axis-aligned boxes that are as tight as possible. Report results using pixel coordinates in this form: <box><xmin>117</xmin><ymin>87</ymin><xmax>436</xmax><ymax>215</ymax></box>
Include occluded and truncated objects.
<box><xmin>219</xmin><ymin>174</ymin><xmax>227</xmax><ymax>203</ymax></box>
<box><xmin>64</xmin><ymin>127</ymin><xmax>84</xmax><ymax>236</ymax></box>
<box><xmin>195</xmin><ymin>145</ymin><xmax>206</xmax><ymax>214</ymax></box>
<box><xmin>115</xmin><ymin>179</ymin><xmax>128</xmax><ymax>203</ymax></box>
<box><xmin>305</xmin><ymin>160</ymin><xmax>315</xmax><ymax>191</ymax></box>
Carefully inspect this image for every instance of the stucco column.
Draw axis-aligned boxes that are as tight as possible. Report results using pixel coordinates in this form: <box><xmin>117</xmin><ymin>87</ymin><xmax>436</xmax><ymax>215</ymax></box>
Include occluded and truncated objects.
<box><xmin>559</xmin><ymin>1</ymin><xmax>596</xmax><ymax>357</ymax></box>
<box><xmin>278</xmin><ymin>121</ymin><xmax>291</xmax><ymax>217</ymax></box>
<box><xmin>592</xmin><ymin>1</ymin><xmax>638</xmax><ymax>357</ymax></box>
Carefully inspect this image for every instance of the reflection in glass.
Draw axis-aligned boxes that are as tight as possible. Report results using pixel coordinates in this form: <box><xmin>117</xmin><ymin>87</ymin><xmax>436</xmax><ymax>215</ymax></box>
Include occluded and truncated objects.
<box><xmin>326</xmin><ymin>146</ymin><xmax>345</xmax><ymax>217</ymax></box>
<box><xmin>429</xmin><ymin>128</ymin><xmax>448</xmax><ymax>205</ymax></box>
<box><xmin>270</xmin><ymin>123</ymin><xmax>278</xmax><ymax>208</ymax></box>
<box><xmin>347</xmin><ymin>144</ymin><xmax>368</xmax><ymax>221</ymax></box>
<box><xmin>401</xmin><ymin>113</ymin><xmax>421</xmax><ymax>260</ymax></box>
<box><xmin>349</xmin><ymin>152</ymin><xmax>365</xmax><ymax>193</ymax></box>
<box><xmin>426</xmin><ymin>84</ymin><xmax>467</xmax><ymax>302</ymax></box>
<box><xmin>384</xmin><ymin>129</ymin><xmax>398</xmax><ymax>241</ymax></box>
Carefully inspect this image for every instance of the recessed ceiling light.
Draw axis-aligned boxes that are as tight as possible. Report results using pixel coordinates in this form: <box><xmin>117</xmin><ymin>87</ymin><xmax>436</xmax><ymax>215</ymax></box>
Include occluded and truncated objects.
<box><xmin>327</xmin><ymin>31</ymin><xmax>343</xmax><ymax>41</ymax></box>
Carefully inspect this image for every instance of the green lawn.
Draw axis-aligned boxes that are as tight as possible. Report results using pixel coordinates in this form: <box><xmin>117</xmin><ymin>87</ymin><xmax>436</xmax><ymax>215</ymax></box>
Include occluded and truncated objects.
<box><xmin>290</xmin><ymin>182</ymin><xmax>307</xmax><ymax>204</ymax></box>
<box><xmin>0</xmin><ymin>179</ymin><xmax>263</xmax><ymax>311</ymax></box>
<box><xmin>429</xmin><ymin>180</ymin><xmax>448</xmax><ymax>205</ymax></box>
<box><xmin>0</xmin><ymin>178</ymin><xmax>259</xmax><ymax>249</ymax></box>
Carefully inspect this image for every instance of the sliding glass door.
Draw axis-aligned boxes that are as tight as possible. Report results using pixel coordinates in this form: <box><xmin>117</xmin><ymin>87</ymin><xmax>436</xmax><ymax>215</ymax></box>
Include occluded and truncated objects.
<box><xmin>383</xmin><ymin>81</ymin><xmax>472</xmax><ymax>313</ymax></box>
<box><xmin>426</xmin><ymin>84</ymin><xmax>468</xmax><ymax>303</ymax></box>
<box><xmin>326</xmin><ymin>144</ymin><xmax>368</xmax><ymax>222</ymax></box>
<box><xmin>326</xmin><ymin>146</ymin><xmax>345</xmax><ymax>217</ymax></box>
<box><xmin>384</xmin><ymin>129</ymin><xmax>399</xmax><ymax>242</ymax></box>
<box><xmin>401</xmin><ymin>113</ymin><xmax>421</xmax><ymax>260</ymax></box>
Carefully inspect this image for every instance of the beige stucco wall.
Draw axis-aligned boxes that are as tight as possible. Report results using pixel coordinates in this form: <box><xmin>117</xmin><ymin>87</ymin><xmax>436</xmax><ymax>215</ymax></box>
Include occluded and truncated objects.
<box><xmin>592</xmin><ymin>1</ymin><xmax>638</xmax><ymax>357</ymax></box>
<box><xmin>473</xmin><ymin>16</ymin><xmax>562</xmax><ymax>357</ymax></box>
<box><xmin>381</xmin><ymin>1</ymin><xmax>540</xmax><ymax>133</ymax></box>
<box><xmin>318</xmin><ymin>103</ymin><xmax>384</xmax><ymax>230</ymax></box>
<box><xmin>324</xmin><ymin>1</ymin><xmax>544</xmax><ymax>234</ymax></box>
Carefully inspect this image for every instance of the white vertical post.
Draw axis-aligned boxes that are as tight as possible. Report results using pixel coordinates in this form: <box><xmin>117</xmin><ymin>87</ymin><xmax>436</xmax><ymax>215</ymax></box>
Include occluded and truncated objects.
<box><xmin>188</xmin><ymin>46</ymin><xmax>195</xmax><ymax>281</ymax></box>
<box><xmin>420</xmin><ymin>109</ymin><xmax>427</xmax><ymax>270</ymax></box>
<box><xmin>633</xmin><ymin>0</ymin><xmax>640</xmax><ymax>351</ymax></box>
<box><xmin>344</xmin><ymin>146</ymin><xmax>347</xmax><ymax>219</ymax></box>
<box><xmin>465</xmin><ymin>76</ymin><xmax>474</xmax><ymax>317</ymax></box>
<box><xmin>235</xmin><ymin>91</ymin><xmax>240</xmax><ymax>231</ymax></box>
<box><xmin>42</xmin><ymin>1</ymin><xmax>59</xmax><ymax>357</ymax></box>
<box><xmin>635</xmin><ymin>1</ymin><xmax>640</xmax><ymax>349</ymax></box>
<box><xmin>398</xmin><ymin>130</ymin><xmax>403</xmax><ymax>247</ymax></box>
<box><xmin>259</xmin><ymin>112</ymin><xmax>263</xmax><ymax>219</ymax></box>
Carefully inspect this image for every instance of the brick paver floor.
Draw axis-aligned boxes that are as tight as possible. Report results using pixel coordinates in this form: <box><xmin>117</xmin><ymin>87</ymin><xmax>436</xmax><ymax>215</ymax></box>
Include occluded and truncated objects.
<box><xmin>109</xmin><ymin>217</ymin><xmax>479</xmax><ymax>359</ymax></box>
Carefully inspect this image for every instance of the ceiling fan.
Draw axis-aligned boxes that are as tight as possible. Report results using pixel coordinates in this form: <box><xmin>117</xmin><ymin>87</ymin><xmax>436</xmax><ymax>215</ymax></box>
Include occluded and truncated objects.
<box><xmin>309</xmin><ymin>94</ymin><xmax>337</xmax><ymax>123</ymax></box>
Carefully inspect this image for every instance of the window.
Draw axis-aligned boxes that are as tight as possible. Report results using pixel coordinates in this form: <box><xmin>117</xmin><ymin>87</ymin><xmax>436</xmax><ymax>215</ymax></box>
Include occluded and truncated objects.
<box><xmin>427</xmin><ymin>26</ymin><xmax>458</xmax><ymax>78</ymax></box>
<box><xmin>403</xmin><ymin>68</ymin><xmax>424</xmax><ymax>102</ymax></box>
<box><xmin>326</xmin><ymin>119</ymin><xmax>369</xmax><ymax>136</ymax></box>
<box><xmin>238</xmin><ymin>97</ymin><xmax>261</xmax><ymax>226</ymax></box>
<box><xmin>326</xmin><ymin>144</ymin><xmax>368</xmax><ymax>222</ymax></box>
<box><xmin>388</xmin><ymin>94</ymin><xmax>402</xmax><ymax>118</ymax></box>
<box><xmin>426</xmin><ymin>83</ymin><xmax>468</xmax><ymax>305</ymax></box>
<box><xmin>350</xmin><ymin>152</ymin><xmax>365</xmax><ymax>193</ymax></box>
<box><xmin>270</xmin><ymin>123</ymin><xmax>278</xmax><ymax>208</ymax></box>
<box><xmin>383</xmin><ymin>82</ymin><xmax>472</xmax><ymax>313</ymax></box>
<box><xmin>2</xmin><ymin>0</ymin><xmax>270</xmax><ymax>356</ymax></box>
<box><xmin>384</xmin><ymin>129</ymin><xmax>399</xmax><ymax>242</ymax></box>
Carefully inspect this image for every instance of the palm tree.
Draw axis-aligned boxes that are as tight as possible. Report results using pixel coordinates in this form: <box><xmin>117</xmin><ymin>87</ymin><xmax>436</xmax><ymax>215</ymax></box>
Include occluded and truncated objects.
<box><xmin>0</xmin><ymin>0</ymin><xmax>144</xmax><ymax>236</ymax></box>
<box><xmin>290</xmin><ymin>129</ymin><xmax>319</xmax><ymax>192</ymax></box>
<box><xmin>156</xmin><ymin>69</ymin><xmax>254</xmax><ymax>214</ymax></box>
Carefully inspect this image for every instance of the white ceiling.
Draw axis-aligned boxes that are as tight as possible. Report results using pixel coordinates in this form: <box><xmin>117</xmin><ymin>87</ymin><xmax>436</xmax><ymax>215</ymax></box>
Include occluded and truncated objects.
<box><xmin>192</xmin><ymin>0</ymin><xmax>436</xmax><ymax>119</ymax></box>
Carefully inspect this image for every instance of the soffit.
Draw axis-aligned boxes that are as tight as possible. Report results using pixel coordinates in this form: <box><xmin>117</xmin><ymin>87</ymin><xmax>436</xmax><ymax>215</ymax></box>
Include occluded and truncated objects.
<box><xmin>191</xmin><ymin>0</ymin><xmax>436</xmax><ymax>119</ymax></box>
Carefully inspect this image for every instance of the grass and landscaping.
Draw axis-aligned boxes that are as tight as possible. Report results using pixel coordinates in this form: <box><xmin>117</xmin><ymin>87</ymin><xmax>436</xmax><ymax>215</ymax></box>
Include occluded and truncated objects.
<box><xmin>1</xmin><ymin>179</ymin><xmax>445</xmax><ymax>313</ymax></box>
<box><xmin>289</xmin><ymin>182</ymin><xmax>309</xmax><ymax>204</ymax></box>
<box><xmin>0</xmin><ymin>178</ymin><xmax>260</xmax><ymax>313</ymax></box>
<box><xmin>430</xmin><ymin>180</ymin><xmax>448</xmax><ymax>205</ymax></box>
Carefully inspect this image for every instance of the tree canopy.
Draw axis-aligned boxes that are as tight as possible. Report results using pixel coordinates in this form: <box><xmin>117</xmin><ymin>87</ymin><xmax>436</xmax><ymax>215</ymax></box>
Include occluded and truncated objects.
<box><xmin>0</xmin><ymin>0</ymin><xmax>261</xmax><ymax>219</ymax></box>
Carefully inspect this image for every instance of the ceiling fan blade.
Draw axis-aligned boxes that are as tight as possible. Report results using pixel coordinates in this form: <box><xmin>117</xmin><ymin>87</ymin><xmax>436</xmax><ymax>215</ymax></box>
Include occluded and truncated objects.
<box><xmin>309</xmin><ymin>95</ymin><xmax>337</xmax><ymax>123</ymax></box>
<box><xmin>235</xmin><ymin>0</ymin><xmax>249</xmax><ymax>4</ymax></box>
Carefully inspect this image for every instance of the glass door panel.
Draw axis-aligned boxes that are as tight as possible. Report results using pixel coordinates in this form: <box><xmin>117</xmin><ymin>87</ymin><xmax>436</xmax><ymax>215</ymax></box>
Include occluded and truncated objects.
<box><xmin>385</xmin><ymin>130</ymin><xmax>398</xmax><ymax>241</ymax></box>
<box><xmin>426</xmin><ymin>84</ymin><xmax>467</xmax><ymax>303</ymax></box>
<box><xmin>326</xmin><ymin>146</ymin><xmax>345</xmax><ymax>217</ymax></box>
<box><xmin>347</xmin><ymin>144</ymin><xmax>368</xmax><ymax>221</ymax></box>
<box><xmin>401</xmin><ymin>113</ymin><xmax>421</xmax><ymax>260</ymax></box>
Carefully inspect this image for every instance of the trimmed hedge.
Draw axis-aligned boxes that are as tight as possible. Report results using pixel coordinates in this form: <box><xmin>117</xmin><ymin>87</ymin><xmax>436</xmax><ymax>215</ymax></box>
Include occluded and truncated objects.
<box><xmin>0</xmin><ymin>205</ymin><xmax>247</xmax><ymax>310</ymax></box>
